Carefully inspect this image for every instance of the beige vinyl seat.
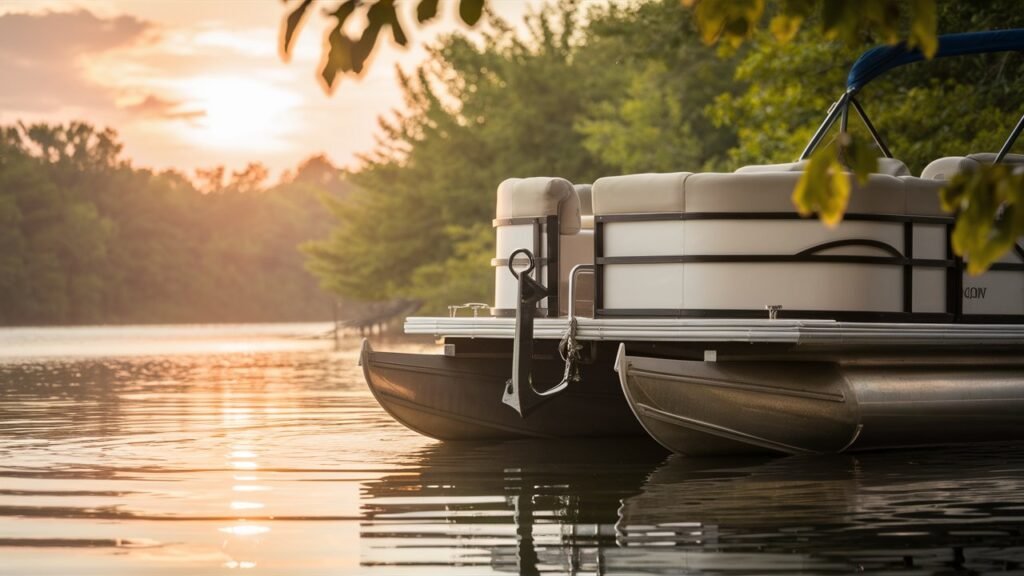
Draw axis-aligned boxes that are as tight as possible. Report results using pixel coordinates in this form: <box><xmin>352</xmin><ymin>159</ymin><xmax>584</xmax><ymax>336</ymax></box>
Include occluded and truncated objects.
<box><xmin>921</xmin><ymin>153</ymin><xmax>1024</xmax><ymax>180</ymax></box>
<box><xmin>591</xmin><ymin>168</ymin><xmax>950</xmax><ymax>316</ymax></box>
<box><xmin>493</xmin><ymin>177</ymin><xmax>593</xmax><ymax>316</ymax></box>
<box><xmin>736</xmin><ymin>157</ymin><xmax>912</xmax><ymax>177</ymax></box>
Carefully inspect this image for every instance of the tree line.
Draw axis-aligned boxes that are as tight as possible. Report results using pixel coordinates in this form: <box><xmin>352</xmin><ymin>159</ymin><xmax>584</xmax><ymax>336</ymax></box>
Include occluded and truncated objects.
<box><xmin>305</xmin><ymin>0</ymin><xmax>1024</xmax><ymax>313</ymax></box>
<box><xmin>0</xmin><ymin>122</ymin><xmax>347</xmax><ymax>325</ymax></box>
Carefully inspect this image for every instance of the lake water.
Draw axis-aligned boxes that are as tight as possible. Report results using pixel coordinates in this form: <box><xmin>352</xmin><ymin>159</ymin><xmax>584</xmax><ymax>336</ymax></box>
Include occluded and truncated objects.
<box><xmin>1</xmin><ymin>324</ymin><xmax>1023</xmax><ymax>575</ymax></box>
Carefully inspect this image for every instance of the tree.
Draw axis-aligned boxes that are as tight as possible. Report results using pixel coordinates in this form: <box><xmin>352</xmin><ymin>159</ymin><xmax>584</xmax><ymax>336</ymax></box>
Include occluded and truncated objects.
<box><xmin>302</xmin><ymin>2</ymin><xmax>615</xmax><ymax>312</ymax></box>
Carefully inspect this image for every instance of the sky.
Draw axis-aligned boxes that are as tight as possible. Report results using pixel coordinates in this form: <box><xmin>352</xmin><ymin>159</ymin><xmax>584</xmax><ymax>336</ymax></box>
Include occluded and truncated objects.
<box><xmin>0</xmin><ymin>0</ymin><xmax>538</xmax><ymax>179</ymax></box>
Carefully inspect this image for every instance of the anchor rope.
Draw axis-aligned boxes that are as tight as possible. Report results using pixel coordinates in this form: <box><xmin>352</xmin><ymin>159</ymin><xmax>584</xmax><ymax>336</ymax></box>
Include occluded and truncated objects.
<box><xmin>558</xmin><ymin>317</ymin><xmax>583</xmax><ymax>386</ymax></box>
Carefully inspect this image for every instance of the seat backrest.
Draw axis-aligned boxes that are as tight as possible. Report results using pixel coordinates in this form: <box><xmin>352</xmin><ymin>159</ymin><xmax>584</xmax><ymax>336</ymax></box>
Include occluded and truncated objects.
<box><xmin>920</xmin><ymin>156</ymin><xmax>980</xmax><ymax>180</ymax></box>
<box><xmin>591</xmin><ymin>172</ymin><xmax>690</xmax><ymax>215</ymax></box>
<box><xmin>921</xmin><ymin>153</ymin><xmax>1024</xmax><ymax>180</ymax></box>
<box><xmin>736</xmin><ymin>158</ymin><xmax>910</xmax><ymax>177</ymax></box>
<box><xmin>685</xmin><ymin>172</ymin><xmax>905</xmax><ymax>215</ymax></box>
<box><xmin>966</xmin><ymin>152</ymin><xmax>1024</xmax><ymax>166</ymax></box>
<box><xmin>496</xmin><ymin>177</ymin><xmax>580</xmax><ymax>234</ymax></box>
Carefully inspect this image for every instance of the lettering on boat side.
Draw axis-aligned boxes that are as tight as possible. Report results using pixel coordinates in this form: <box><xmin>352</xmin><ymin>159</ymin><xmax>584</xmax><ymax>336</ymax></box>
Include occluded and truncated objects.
<box><xmin>963</xmin><ymin>287</ymin><xmax>988</xmax><ymax>299</ymax></box>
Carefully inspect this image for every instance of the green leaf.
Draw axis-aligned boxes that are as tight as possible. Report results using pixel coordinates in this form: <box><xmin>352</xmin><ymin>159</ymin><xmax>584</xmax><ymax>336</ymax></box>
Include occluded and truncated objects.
<box><xmin>909</xmin><ymin>0</ymin><xmax>938</xmax><ymax>58</ymax></box>
<box><xmin>693</xmin><ymin>0</ymin><xmax>765</xmax><ymax>47</ymax></box>
<box><xmin>459</xmin><ymin>0</ymin><xmax>485</xmax><ymax>26</ymax></box>
<box><xmin>281</xmin><ymin>0</ymin><xmax>314</xmax><ymax>59</ymax></box>
<box><xmin>792</xmin><ymin>142</ymin><xmax>850</xmax><ymax>228</ymax></box>
<box><xmin>319</xmin><ymin>0</ymin><xmax>360</xmax><ymax>90</ymax></box>
<box><xmin>417</xmin><ymin>0</ymin><xmax>440</xmax><ymax>23</ymax></box>
<box><xmin>368</xmin><ymin>0</ymin><xmax>407</xmax><ymax>47</ymax></box>
<box><xmin>769</xmin><ymin>15</ymin><xmax>803</xmax><ymax>43</ymax></box>
<box><xmin>843</xmin><ymin>133</ymin><xmax>877</xmax><ymax>185</ymax></box>
<box><xmin>942</xmin><ymin>164</ymin><xmax>1024</xmax><ymax>275</ymax></box>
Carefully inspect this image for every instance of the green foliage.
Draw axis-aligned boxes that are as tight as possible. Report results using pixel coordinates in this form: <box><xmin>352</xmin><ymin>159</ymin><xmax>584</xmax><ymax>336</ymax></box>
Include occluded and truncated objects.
<box><xmin>941</xmin><ymin>164</ymin><xmax>1024</xmax><ymax>275</ymax></box>
<box><xmin>0</xmin><ymin>123</ymin><xmax>342</xmax><ymax>326</ymax></box>
<box><xmin>576</xmin><ymin>0</ymin><xmax>741</xmax><ymax>172</ymax></box>
<box><xmin>304</xmin><ymin>1</ymin><xmax>618</xmax><ymax>312</ymax></box>
<box><xmin>282</xmin><ymin>0</ymin><xmax>489</xmax><ymax>92</ymax></box>
<box><xmin>406</xmin><ymin>224</ymin><xmax>494</xmax><ymax>312</ymax></box>
<box><xmin>687</xmin><ymin>0</ymin><xmax>937</xmax><ymax>56</ymax></box>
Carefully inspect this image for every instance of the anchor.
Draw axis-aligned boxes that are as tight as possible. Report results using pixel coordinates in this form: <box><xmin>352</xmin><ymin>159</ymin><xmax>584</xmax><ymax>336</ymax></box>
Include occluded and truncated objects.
<box><xmin>502</xmin><ymin>248</ymin><xmax>581</xmax><ymax>417</ymax></box>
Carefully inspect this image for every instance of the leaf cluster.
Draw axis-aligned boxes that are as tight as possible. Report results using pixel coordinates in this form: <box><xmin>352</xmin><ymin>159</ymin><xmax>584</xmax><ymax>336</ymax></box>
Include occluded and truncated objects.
<box><xmin>942</xmin><ymin>164</ymin><xmax>1024</xmax><ymax>274</ymax></box>
<box><xmin>282</xmin><ymin>0</ymin><xmax>485</xmax><ymax>91</ymax></box>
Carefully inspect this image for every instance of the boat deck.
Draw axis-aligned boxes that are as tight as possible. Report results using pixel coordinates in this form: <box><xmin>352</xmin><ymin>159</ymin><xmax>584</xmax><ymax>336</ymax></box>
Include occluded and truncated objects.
<box><xmin>405</xmin><ymin>316</ymin><xmax>1024</xmax><ymax>347</ymax></box>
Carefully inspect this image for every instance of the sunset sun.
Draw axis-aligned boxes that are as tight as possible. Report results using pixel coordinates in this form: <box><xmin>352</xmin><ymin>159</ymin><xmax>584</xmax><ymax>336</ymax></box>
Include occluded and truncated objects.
<box><xmin>175</xmin><ymin>75</ymin><xmax>301</xmax><ymax>151</ymax></box>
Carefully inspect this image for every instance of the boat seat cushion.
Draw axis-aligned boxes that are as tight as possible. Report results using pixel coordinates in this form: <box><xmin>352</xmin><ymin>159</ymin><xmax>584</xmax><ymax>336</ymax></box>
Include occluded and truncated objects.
<box><xmin>734</xmin><ymin>161</ymin><xmax>809</xmax><ymax>173</ymax></box>
<box><xmin>920</xmin><ymin>156</ymin><xmax>979</xmax><ymax>180</ymax></box>
<box><xmin>736</xmin><ymin>158</ymin><xmax>910</xmax><ymax>177</ymax></box>
<box><xmin>496</xmin><ymin>177</ymin><xmax>580</xmax><ymax>235</ymax></box>
<box><xmin>685</xmin><ymin>172</ymin><xmax>905</xmax><ymax>215</ymax></box>
<box><xmin>967</xmin><ymin>152</ymin><xmax>1024</xmax><ymax>165</ymax></box>
<box><xmin>591</xmin><ymin>172</ymin><xmax>690</xmax><ymax>215</ymax></box>
<box><xmin>901</xmin><ymin>176</ymin><xmax>946</xmax><ymax>216</ymax></box>
<box><xmin>921</xmin><ymin>153</ymin><xmax>1024</xmax><ymax>180</ymax></box>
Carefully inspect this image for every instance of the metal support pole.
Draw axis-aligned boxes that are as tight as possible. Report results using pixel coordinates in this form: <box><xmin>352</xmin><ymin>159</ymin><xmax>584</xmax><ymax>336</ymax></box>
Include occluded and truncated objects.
<box><xmin>850</xmin><ymin>97</ymin><xmax>894</xmax><ymax>158</ymax></box>
<box><xmin>994</xmin><ymin>112</ymin><xmax>1024</xmax><ymax>164</ymax></box>
<box><xmin>800</xmin><ymin>93</ymin><xmax>849</xmax><ymax>160</ymax></box>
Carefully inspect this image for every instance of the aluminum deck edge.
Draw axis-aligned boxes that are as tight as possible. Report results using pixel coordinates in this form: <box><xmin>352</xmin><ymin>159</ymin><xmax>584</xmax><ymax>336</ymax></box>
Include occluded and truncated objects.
<box><xmin>404</xmin><ymin>316</ymin><xmax>1024</xmax><ymax>346</ymax></box>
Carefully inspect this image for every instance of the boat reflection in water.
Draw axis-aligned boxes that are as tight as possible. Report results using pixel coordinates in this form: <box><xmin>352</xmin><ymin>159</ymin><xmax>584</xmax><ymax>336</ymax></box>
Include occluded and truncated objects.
<box><xmin>359</xmin><ymin>439</ymin><xmax>668</xmax><ymax>574</ymax></box>
<box><xmin>361</xmin><ymin>442</ymin><xmax>1024</xmax><ymax>575</ymax></box>
<box><xmin>618</xmin><ymin>444</ymin><xmax>1024</xmax><ymax>574</ymax></box>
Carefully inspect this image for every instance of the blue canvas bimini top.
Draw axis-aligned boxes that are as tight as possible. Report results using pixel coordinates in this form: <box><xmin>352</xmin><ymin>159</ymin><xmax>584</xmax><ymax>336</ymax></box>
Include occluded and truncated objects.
<box><xmin>847</xmin><ymin>29</ymin><xmax>1024</xmax><ymax>93</ymax></box>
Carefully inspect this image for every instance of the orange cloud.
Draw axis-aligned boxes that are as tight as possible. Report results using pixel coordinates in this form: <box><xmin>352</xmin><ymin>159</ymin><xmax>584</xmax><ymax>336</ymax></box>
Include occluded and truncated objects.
<box><xmin>120</xmin><ymin>94</ymin><xmax>204</xmax><ymax>121</ymax></box>
<box><xmin>0</xmin><ymin>9</ymin><xmax>151</xmax><ymax>112</ymax></box>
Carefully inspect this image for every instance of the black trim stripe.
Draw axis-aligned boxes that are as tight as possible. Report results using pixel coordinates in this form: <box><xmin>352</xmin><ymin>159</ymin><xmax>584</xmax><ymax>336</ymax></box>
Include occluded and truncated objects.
<box><xmin>595</xmin><ymin>212</ymin><xmax>954</xmax><ymax>225</ymax></box>
<box><xmin>596</xmin><ymin>308</ymin><xmax>956</xmax><ymax>323</ymax></box>
<box><xmin>493</xmin><ymin>217</ymin><xmax>547</xmax><ymax>227</ymax></box>
<box><xmin>491</xmin><ymin>257</ymin><xmax>549</xmax><ymax>267</ymax></box>
<box><xmin>989</xmin><ymin>262</ymin><xmax>1024</xmax><ymax>272</ymax></box>
<box><xmin>595</xmin><ymin>255</ymin><xmax>952</xmax><ymax>267</ymax></box>
<box><xmin>903</xmin><ymin>222</ymin><xmax>913</xmax><ymax>313</ymax></box>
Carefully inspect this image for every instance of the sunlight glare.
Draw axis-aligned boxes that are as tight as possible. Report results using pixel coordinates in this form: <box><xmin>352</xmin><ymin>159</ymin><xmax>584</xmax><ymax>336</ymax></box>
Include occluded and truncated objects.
<box><xmin>175</xmin><ymin>76</ymin><xmax>301</xmax><ymax>152</ymax></box>
<box><xmin>219</xmin><ymin>525</ymin><xmax>270</xmax><ymax>536</ymax></box>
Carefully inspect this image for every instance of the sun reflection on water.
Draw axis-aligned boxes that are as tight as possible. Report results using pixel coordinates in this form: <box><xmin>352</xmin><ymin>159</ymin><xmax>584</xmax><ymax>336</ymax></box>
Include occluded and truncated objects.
<box><xmin>218</xmin><ymin>525</ymin><xmax>270</xmax><ymax>537</ymax></box>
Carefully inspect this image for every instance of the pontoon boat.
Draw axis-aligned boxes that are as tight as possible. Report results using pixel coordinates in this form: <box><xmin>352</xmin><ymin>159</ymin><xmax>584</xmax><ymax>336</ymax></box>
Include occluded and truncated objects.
<box><xmin>362</xmin><ymin>30</ymin><xmax>1024</xmax><ymax>454</ymax></box>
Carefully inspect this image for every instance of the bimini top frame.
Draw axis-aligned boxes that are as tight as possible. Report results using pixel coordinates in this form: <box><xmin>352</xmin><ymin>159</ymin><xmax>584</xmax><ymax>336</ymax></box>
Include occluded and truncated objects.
<box><xmin>801</xmin><ymin>29</ymin><xmax>1024</xmax><ymax>162</ymax></box>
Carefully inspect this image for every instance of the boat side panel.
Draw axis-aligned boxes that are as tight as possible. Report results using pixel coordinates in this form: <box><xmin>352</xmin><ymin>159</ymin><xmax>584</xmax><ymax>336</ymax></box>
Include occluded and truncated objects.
<box><xmin>363</xmin><ymin>340</ymin><xmax>648</xmax><ymax>441</ymax></box>
<box><xmin>617</xmin><ymin>351</ymin><xmax>859</xmax><ymax>456</ymax></box>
